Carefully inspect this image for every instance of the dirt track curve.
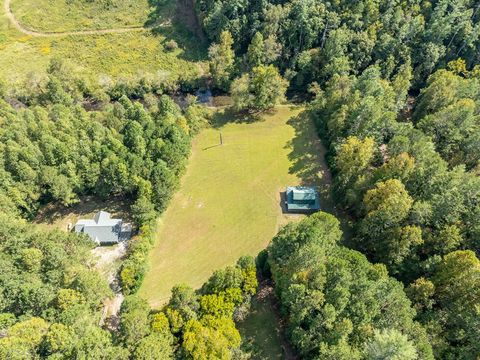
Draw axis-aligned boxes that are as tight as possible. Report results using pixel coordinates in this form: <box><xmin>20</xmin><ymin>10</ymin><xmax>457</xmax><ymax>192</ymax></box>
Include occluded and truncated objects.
<box><xmin>4</xmin><ymin>0</ymin><xmax>149</xmax><ymax>37</ymax></box>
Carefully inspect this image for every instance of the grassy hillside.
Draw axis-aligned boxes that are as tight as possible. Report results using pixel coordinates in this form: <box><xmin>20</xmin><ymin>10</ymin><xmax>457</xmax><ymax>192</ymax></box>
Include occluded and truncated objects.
<box><xmin>10</xmin><ymin>0</ymin><xmax>151</xmax><ymax>32</ymax></box>
<box><xmin>139</xmin><ymin>106</ymin><xmax>329</xmax><ymax>306</ymax></box>
<box><xmin>0</xmin><ymin>0</ymin><xmax>206</xmax><ymax>85</ymax></box>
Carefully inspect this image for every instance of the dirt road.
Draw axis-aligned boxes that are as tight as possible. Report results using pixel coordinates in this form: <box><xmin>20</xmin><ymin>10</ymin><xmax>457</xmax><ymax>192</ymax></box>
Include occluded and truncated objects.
<box><xmin>4</xmin><ymin>0</ymin><xmax>147</xmax><ymax>37</ymax></box>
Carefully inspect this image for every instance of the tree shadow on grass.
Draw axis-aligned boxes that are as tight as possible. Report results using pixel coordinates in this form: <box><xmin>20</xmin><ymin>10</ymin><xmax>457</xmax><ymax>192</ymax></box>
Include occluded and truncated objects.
<box><xmin>285</xmin><ymin>111</ymin><xmax>335</xmax><ymax>214</ymax></box>
<box><xmin>286</xmin><ymin>110</ymin><xmax>355</xmax><ymax>242</ymax></box>
<box><xmin>209</xmin><ymin>107</ymin><xmax>266</xmax><ymax>129</ymax></box>
<box><xmin>145</xmin><ymin>0</ymin><xmax>208</xmax><ymax>62</ymax></box>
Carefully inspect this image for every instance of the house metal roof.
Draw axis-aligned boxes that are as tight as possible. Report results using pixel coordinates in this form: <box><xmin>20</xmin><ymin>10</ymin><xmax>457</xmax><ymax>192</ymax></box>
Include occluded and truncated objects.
<box><xmin>292</xmin><ymin>188</ymin><xmax>317</xmax><ymax>201</ymax></box>
<box><xmin>75</xmin><ymin>211</ymin><xmax>130</xmax><ymax>244</ymax></box>
<box><xmin>286</xmin><ymin>186</ymin><xmax>320</xmax><ymax>212</ymax></box>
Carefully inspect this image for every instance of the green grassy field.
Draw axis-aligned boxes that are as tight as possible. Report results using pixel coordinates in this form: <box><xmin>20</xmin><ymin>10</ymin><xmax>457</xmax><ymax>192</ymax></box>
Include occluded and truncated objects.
<box><xmin>0</xmin><ymin>0</ymin><xmax>206</xmax><ymax>85</ymax></box>
<box><xmin>10</xmin><ymin>0</ymin><xmax>151</xmax><ymax>32</ymax></box>
<box><xmin>139</xmin><ymin>106</ymin><xmax>329</xmax><ymax>306</ymax></box>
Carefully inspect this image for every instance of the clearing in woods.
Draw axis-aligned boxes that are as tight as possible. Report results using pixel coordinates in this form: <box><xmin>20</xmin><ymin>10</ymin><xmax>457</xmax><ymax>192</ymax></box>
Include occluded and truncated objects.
<box><xmin>139</xmin><ymin>106</ymin><xmax>332</xmax><ymax>306</ymax></box>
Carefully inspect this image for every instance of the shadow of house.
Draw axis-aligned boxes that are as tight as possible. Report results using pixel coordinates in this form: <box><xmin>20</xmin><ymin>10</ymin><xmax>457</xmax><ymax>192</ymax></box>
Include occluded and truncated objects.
<box><xmin>279</xmin><ymin>191</ymin><xmax>288</xmax><ymax>214</ymax></box>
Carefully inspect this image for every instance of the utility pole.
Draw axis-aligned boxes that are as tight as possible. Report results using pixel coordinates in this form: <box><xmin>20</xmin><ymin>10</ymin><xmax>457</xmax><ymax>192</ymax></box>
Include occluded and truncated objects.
<box><xmin>220</xmin><ymin>132</ymin><xmax>223</xmax><ymax>145</ymax></box>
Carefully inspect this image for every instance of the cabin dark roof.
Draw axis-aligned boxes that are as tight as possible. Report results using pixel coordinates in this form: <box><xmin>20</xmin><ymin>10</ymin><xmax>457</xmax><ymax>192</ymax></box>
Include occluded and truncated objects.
<box><xmin>286</xmin><ymin>186</ymin><xmax>320</xmax><ymax>212</ymax></box>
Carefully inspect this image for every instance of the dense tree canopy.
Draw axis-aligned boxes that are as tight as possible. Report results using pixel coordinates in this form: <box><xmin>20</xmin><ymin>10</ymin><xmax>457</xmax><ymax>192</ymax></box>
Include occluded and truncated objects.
<box><xmin>197</xmin><ymin>0</ymin><xmax>480</xmax><ymax>90</ymax></box>
<box><xmin>0</xmin><ymin>59</ymin><xmax>212</xmax><ymax>359</ymax></box>
<box><xmin>0</xmin><ymin>214</ymin><xmax>127</xmax><ymax>360</ymax></box>
<box><xmin>0</xmin><ymin>62</ymin><xmax>204</xmax><ymax>220</ymax></box>
<box><xmin>310</xmin><ymin>63</ymin><xmax>480</xmax><ymax>358</ymax></box>
<box><xmin>414</xmin><ymin>64</ymin><xmax>480</xmax><ymax>169</ymax></box>
<box><xmin>267</xmin><ymin>212</ymin><xmax>433</xmax><ymax>359</ymax></box>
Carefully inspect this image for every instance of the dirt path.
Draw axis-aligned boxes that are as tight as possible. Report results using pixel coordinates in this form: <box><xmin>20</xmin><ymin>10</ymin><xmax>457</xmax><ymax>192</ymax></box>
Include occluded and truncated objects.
<box><xmin>4</xmin><ymin>0</ymin><xmax>148</xmax><ymax>37</ymax></box>
<box><xmin>257</xmin><ymin>280</ymin><xmax>299</xmax><ymax>360</ymax></box>
<box><xmin>177</xmin><ymin>0</ymin><xmax>205</xmax><ymax>42</ymax></box>
<box><xmin>92</xmin><ymin>242</ymin><xmax>128</xmax><ymax>329</ymax></box>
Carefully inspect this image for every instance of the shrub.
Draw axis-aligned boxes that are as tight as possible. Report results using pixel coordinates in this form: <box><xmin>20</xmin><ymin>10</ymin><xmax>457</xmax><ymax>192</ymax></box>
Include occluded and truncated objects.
<box><xmin>165</xmin><ymin>40</ymin><xmax>179</xmax><ymax>52</ymax></box>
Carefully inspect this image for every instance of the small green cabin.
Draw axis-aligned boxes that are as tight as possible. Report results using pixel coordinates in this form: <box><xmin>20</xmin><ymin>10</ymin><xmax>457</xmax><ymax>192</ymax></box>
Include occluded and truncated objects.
<box><xmin>285</xmin><ymin>186</ymin><xmax>320</xmax><ymax>212</ymax></box>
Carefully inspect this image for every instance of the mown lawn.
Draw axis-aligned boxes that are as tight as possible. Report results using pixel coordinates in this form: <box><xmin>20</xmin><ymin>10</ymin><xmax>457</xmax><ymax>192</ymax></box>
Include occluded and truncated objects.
<box><xmin>0</xmin><ymin>0</ymin><xmax>206</xmax><ymax>85</ymax></box>
<box><xmin>139</xmin><ymin>106</ymin><xmax>328</xmax><ymax>306</ymax></box>
<box><xmin>10</xmin><ymin>0</ymin><xmax>151</xmax><ymax>32</ymax></box>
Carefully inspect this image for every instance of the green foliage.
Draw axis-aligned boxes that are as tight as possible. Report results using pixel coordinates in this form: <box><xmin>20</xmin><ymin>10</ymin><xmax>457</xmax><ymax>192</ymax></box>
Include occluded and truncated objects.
<box><xmin>0</xmin><ymin>60</ymin><xmax>195</xmax><ymax>221</ymax></box>
<box><xmin>119</xmin><ymin>295</ymin><xmax>152</xmax><ymax>349</ymax></box>
<box><xmin>406</xmin><ymin>278</ymin><xmax>435</xmax><ymax>312</ymax></box>
<box><xmin>56</xmin><ymin>289</ymin><xmax>86</xmax><ymax>311</ymax></box>
<box><xmin>415</xmin><ymin>68</ymin><xmax>480</xmax><ymax>169</ymax></box>
<box><xmin>311</xmin><ymin>63</ymin><xmax>480</xmax><ymax>358</ymax></box>
<box><xmin>2</xmin><ymin>2</ymin><xmax>480</xmax><ymax>358</ymax></box>
<box><xmin>151</xmin><ymin>257</ymin><xmax>259</xmax><ymax>359</ymax></box>
<box><xmin>151</xmin><ymin>312</ymin><xmax>170</xmax><ymax>334</ymax></box>
<box><xmin>231</xmin><ymin>65</ymin><xmax>288</xmax><ymax>112</ymax></box>
<box><xmin>334</xmin><ymin>136</ymin><xmax>375</xmax><ymax>206</ymax></box>
<box><xmin>200</xmin><ymin>293</ymin><xmax>236</xmax><ymax>318</ymax></box>
<box><xmin>0</xmin><ymin>214</ymin><xmax>103</xmax><ymax>315</ymax></box>
<box><xmin>0</xmin><ymin>59</ymin><xmax>211</xmax><ymax>358</ymax></box>
<box><xmin>407</xmin><ymin>251</ymin><xmax>480</xmax><ymax>359</ymax></box>
<box><xmin>268</xmin><ymin>212</ymin><xmax>433</xmax><ymax>359</ymax></box>
<box><xmin>247</xmin><ymin>32</ymin><xmax>266</xmax><ymax>68</ymax></box>
<box><xmin>0</xmin><ymin>213</ymin><xmax>125</xmax><ymax>358</ymax></box>
<box><xmin>133</xmin><ymin>332</ymin><xmax>175</xmax><ymax>360</ymax></box>
<box><xmin>0</xmin><ymin>60</ymin><xmax>205</xmax><ymax>298</ymax></box>
<box><xmin>269</xmin><ymin>211</ymin><xmax>341</xmax><ymax>263</ymax></box>
<box><xmin>252</xmin><ymin>33</ymin><xmax>283</xmax><ymax>70</ymax></box>
<box><xmin>197</xmin><ymin>0</ymin><xmax>480</xmax><ymax>88</ymax></box>
<box><xmin>44</xmin><ymin>323</ymin><xmax>75</xmax><ymax>355</ymax></box>
<box><xmin>363</xmin><ymin>179</ymin><xmax>413</xmax><ymax>226</ymax></box>
<box><xmin>19</xmin><ymin>248</ymin><xmax>43</xmax><ymax>272</ymax></box>
<box><xmin>0</xmin><ymin>317</ymin><xmax>49</xmax><ymax>360</ymax></box>
<box><xmin>120</xmin><ymin>223</ymin><xmax>156</xmax><ymax>295</ymax></box>
<box><xmin>209</xmin><ymin>31</ymin><xmax>236</xmax><ymax>91</ymax></box>
<box><xmin>182</xmin><ymin>316</ymin><xmax>241</xmax><ymax>360</ymax></box>
<box><xmin>364</xmin><ymin>328</ymin><xmax>418</xmax><ymax>360</ymax></box>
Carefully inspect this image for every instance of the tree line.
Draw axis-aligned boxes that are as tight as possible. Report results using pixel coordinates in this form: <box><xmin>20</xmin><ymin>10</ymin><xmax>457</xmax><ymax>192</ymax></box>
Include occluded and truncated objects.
<box><xmin>0</xmin><ymin>214</ymin><xmax>119</xmax><ymax>359</ymax></box>
<box><xmin>197</xmin><ymin>0</ymin><xmax>480</xmax><ymax>92</ymax></box>
<box><xmin>310</xmin><ymin>64</ymin><xmax>479</xmax><ymax>358</ymax></box>
<box><xmin>264</xmin><ymin>212</ymin><xmax>433</xmax><ymax>359</ymax></box>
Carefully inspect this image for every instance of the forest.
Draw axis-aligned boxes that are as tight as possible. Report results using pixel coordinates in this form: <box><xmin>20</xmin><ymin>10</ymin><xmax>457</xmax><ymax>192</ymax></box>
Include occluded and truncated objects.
<box><xmin>0</xmin><ymin>0</ymin><xmax>479</xmax><ymax>358</ymax></box>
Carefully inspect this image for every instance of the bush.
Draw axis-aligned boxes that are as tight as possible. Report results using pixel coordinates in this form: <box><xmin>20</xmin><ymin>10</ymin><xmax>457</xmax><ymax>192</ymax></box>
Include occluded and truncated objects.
<box><xmin>165</xmin><ymin>40</ymin><xmax>179</xmax><ymax>52</ymax></box>
<box><xmin>120</xmin><ymin>224</ymin><xmax>155</xmax><ymax>295</ymax></box>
